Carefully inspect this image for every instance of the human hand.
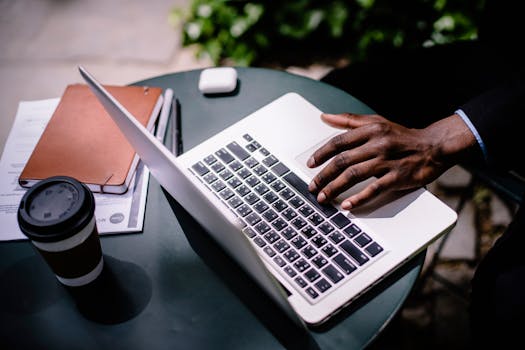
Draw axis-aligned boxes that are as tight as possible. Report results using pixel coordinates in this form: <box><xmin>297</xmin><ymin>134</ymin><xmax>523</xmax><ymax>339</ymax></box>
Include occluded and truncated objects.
<box><xmin>307</xmin><ymin>113</ymin><xmax>477</xmax><ymax>209</ymax></box>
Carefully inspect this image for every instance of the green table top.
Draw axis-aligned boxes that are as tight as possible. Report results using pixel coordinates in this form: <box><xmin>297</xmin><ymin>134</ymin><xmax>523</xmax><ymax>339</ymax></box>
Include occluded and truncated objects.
<box><xmin>0</xmin><ymin>67</ymin><xmax>423</xmax><ymax>350</ymax></box>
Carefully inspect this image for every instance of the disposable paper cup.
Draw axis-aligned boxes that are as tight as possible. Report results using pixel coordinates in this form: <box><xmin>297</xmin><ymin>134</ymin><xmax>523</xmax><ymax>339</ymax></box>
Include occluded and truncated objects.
<box><xmin>17</xmin><ymin>176</ymin><xmax>103</xmax><ymax>287</ymax></box>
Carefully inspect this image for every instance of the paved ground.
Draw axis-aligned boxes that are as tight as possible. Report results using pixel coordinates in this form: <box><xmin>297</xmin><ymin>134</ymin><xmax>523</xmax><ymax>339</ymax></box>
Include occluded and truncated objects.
<box><xmin>0</xmin><ymin>1</ymin><xmax>514</xmax><ymax>348</ymax></box>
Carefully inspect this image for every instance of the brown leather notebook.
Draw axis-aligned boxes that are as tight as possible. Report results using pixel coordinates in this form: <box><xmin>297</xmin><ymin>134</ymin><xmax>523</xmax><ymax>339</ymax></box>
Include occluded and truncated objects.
<box><xmin>19</xmin><ymin>83</ymin><xmax>163</xmax><ymax>194</ymax></box>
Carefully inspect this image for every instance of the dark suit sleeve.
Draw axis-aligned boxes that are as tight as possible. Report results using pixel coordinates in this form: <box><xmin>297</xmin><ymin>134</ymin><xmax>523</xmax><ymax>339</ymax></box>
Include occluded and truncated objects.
<box><xmin>459</xmin><ymin>71</ymin><xmax>525</xmax><ymax>173</ymax></box>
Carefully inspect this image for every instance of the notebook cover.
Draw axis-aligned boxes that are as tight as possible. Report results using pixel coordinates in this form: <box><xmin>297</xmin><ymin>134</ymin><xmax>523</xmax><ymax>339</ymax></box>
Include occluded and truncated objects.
<box><xmin>19</xmin><ymin>83</ymin><xmax>163</xmax><ymax>193</ymax></box>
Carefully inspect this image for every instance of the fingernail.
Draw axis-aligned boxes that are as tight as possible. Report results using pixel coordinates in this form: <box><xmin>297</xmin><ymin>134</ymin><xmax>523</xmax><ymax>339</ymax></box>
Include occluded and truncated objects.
<box><xmin>308</xmin><ymin>181</ymin><xmax>317</xmax><ymax>192</ymax></box>
<box><xmin>342</xmin><ymin>200</ymin><xmax>352</xmax><ymax>210</ymax></box>
<box><xmin>307</xmin><ymin>156</ymin><xmax>315</xmax><ymax>168</ymax></box>
<box><xmin>317</xmin><ymin>192</ymin><xmax>326</xmax><ymax>203</ymax></box>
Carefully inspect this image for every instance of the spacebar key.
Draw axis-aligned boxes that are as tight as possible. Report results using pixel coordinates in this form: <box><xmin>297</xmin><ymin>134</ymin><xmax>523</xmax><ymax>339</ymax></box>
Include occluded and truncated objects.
<box><xmin>283</xmin><ymin>172</ymin><xmax>338</xmax><ymax>218</ymax></box>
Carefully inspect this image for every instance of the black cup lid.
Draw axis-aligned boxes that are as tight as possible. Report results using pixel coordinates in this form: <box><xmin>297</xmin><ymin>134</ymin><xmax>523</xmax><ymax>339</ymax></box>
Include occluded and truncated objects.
<box><xmin>17</xmin><ymin>176</ymin><xmax>95</xmax><ymax>243</ymax></box>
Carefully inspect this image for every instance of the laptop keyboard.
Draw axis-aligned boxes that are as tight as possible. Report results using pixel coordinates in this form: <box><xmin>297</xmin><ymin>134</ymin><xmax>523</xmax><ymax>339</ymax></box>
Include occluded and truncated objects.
<box><xmin>190</xmin><ymin>134</ymin><xmax>386</xmax><ymax>303</ymax></box>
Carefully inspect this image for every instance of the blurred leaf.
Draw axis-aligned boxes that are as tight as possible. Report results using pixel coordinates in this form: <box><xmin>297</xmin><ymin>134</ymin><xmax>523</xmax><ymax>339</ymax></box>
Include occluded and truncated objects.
<box><xmin>171</xmin><ymin>0</ymin><xmax>485</xmax><ymax>66</ymax></box>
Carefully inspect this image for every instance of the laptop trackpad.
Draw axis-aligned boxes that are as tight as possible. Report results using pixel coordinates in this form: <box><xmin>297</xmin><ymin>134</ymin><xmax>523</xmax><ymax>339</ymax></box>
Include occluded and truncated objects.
<box><xmin>293</xmin><ymin>133</ymin><xmax>374</xmax><ymax>204</ymax></box>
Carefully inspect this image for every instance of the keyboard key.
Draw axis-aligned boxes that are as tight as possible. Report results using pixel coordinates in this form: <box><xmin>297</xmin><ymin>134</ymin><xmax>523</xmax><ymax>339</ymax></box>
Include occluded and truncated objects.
<box><xmin>312</xmin><ymin>255</ymin><xmax>328</xmax><ymax>268</ymax></box>
<box><xmin>333</xmin><ymin>254</ymin><xmax>357</xmax><ymax>274</ymax></box>
<box><xmin>270</xmin><ymin>180</ymin><xmax>286</xmax><ymax>192</ymax></box>
<box><xmin>229</xmin><ymin>160</ymin><xmax>243</xmax><ymax>171</ymax></box>
<box><xmin>321</xmin><ymin>244</ymin><xmax>338</xmax><ymax>257</ymax></box>
<box><xmin>192</xmin><ymin>162</ymin><xmax>209</xmax><ymax>176</ymax></box>
<box><xmin>227</xmin><ymin>177</ymin><xmax>242</xmax><ymax>188</ymax></box>
<box><xmin>253</xmin><ymin>165</ymin><xmax>268</xmax><ymax>176</ymax></box>
<box><xmin>227</xmin><ymin>141</ymin><xmax>250</xmax><ymax>160</ymax></box>
<box><xmin>263</xmin><ymin>231</ymin><xmax>280</xmax><ymax>244</ymax></box>
<box><xmin>235</xmin><ymin>185</ymin><xmax>251</xmax><ymax>197</ymax></box>
<box><xmin>280</xmin><ymin>188</ymin><xmax>295</xmax><ymax>200</ymax></box>
<box><xmin>262</xmin><ymin>209</ymin><xmax>278</xmax><ymax>222</ymax></box>
<box><xmin>301</xmin><ymin>245</ymin><xmax>317</xmax><ymax>259</ymax></box>
<box><xmin>245</xmin><ymin>212</ymin><xmax>261</xmax><ymax>226</ymax></box>
<box><xmin>330</xmin><ymin>213</ymin><xmax>351</xmax><ymax>229</ymax></box>
<box><xmin>274</xmin><ymin>239</ymin><xmax>290</xmax><ymax>253</ymax></box>
<box><xmin>244</xmin><ymin>192</ymin><xmax>259</xmax><ymax>205</ymax></box>
<box><xmin>272</xmin><ymin>199</ymin><xmax>288</xmax><ymax>212</ymax></box>
<box><xmin>308</xmin><ymin>213</ymin><xmax>324</xmax><ymax>226</ymax></box>
<box><xmin>343</xmin><ymin>224</ymin><xmax>361</xmax><ymax>238</ymax></box>
<box><xmin>340</xmin><ymin>240</ymin><xmax>369</xmax><ymax>266</ymax></box>
<box><xmin>242</xmin><ymin>227</ymin><xmax>256</xmax><ymax>238</ymax></box>
<box><xmin>246</xmin><ymin>176</ymin><xmax>260</xmax><ymax>187</ymax></box>
<box><xmin>284</xmin><ymin>266</ymin><xmax>297</xmax><ymax>277</ymax></box>
<box><xmin>227</xmin><ymin>196</ymin><xmax>243</xmax><ymax>208</ymax></box>
<box><xmin>298</xmin><ymin>205</ymin><xmax>314</xmax><ymax>217</ymax></box>
<box><xmin>253</xmin><ymin>201</ymin><xmax>269</xmax><ymax>213</ymax></box>
<box><xmin>238</xmin><ymin>168</ymin><xmax>251</xmax><ymax>179</ymax></box>
<box><xmin>263</xmin><ymin>246</ymin><xmax>276</xmax><ymax>257</ymax></box>
<box><xmin>263</xmin><ymin>192</ymin><xmax>278</xmax><ymax>203</ymax></box>
<box><xmin>293</xmin><ymin>258</ymin><xmax>310</xmax><ymax>273</ymax></box>
<box><xmin>254</xmin><ymin>183</ymin><xmax>270</xmax><ymax>195</ymax></box>
<box><xmin>294</xmin><ymin>276</ymin><xmax>308</xmax><ymax>288</ymax></box>
<box><xmin>254</xmin><ymin>222</ymin><xmax>271</xmax><ymax>235</ymax></box>
<box><xmin>306</xmin><ymin>287</ymin><xmax>319</xmax><ymax>299</ymax></box>
<box><xmin>289</xmin><ymin>196</ymin><xmax>305</xmax><ymax>208</ymax></box>
<box><xmin>271</xmin><ymin>162</ymin><xmax>290</xmax><ymax>176</ymax></box>
<box><xmin>215</xmin><ymin>148</ymin><xmax>235</xmax><ymax>163</ymax></box>
<box><xmin>253</xmin><ymin>237</ymin><xmax>266</xmax><ymax>247</ymax></box>
<box><xmin>246</xmin><ymin>143</ymin><xmax>258</xmax><ymax>152</ymax></box>
<box><xmin>354</xmin><ymin>233</ymin><xmax>372</xmax><ymax>247</ymax></box>
<box><xmin>211</xmin><ymin>162</ymin><xmax>225</xmax><ymax>173</ymax></box>
<box><xmin>314</xmin><ymin>278</ymin><xmax>332</xmax><ymax>293</ymax></box>
<box><xmin>328</xmin><ymin>231</ymin><xmax>345</xmax><ymax>244</ymax></box>
<box><xmin>281</xmin><ymin>227</ymin><xmax>297</xmax><ymax>240</ymax></box>
<box><xmin>262</xmin><ymin>172</ymin><xmax>277</xmax><ymax>184</ymax></box>
<box><xmin>219</xmin><ymin>169</ymin><xmax>234</xmax><ymax>181</ymax></box>
<box><xmin>262</xmin><ymin>155</ymin><xmax>278</xmax><ymax>167</ymax></box>
<box><xmin>243</xmin><ymin>134</ymin><xmax>253</xmax><ymax>142</ymax></box>
<box><xmin>322</xmin><ymin>264</ymin><xmax>344</xmax><ymax>283</ymax></box>
<box><xmin>301</xmin><ymin>226</ymin><xmax>317</xmax><ymax>239</ymax></box>
<box><xmin>244</xmin><ymin>157</ymin><xmax>259</xmax><ymax>168</ymax></box>
<box><xmin>271</xmin><ymin>218</ymin><xmax>288</xmax><ymax>231</ymax></box>
<box><xmin>284</xmin><ymin>249</ymin><xmax>300</xmax><ymax>263</ymax></box>
<box><xmin>311</xmin><ymin>235</ymin><xmax>327</xmax><ymax>248</ymax></box>
<box><xmin>319</xmin><ymin>222</ymin><xmax>335</xmax><ymax>234</ymax></box>
<box><xmin>211</xmin><ymin>180</ymin><xmax>226</xmax><ymax>192</ymax></box>
<box><xmin>304</xmin><ymin>268</ymin><xmax>321</xmax><ymax>282</ymax></box>
<box><xmin>291</xmin><ymin>217</ymin><xmax>307</xmax><ymax>230</ymax></box>
<box><xmin>273</xmin><ymin>256</ymin><xmax>286</xmax><ymax>267</ymax></box>
<box><xmin>219</xmin><ymin>188</ymin><xmax>234</xmax><ymax>200</ymax></box>
<box><xmin>236</xmin><ymin>204</ymin><xmax>252</xmax><ymax>217</ymax></box>
<box><xmin>204</xmin><ymin>155</ymin><xmax>217</xmax><ymax>165</ymax></box>
<box><xmin>282</xmin><ymin>172</ymin><xmax>338</xmax><ymax>218</ymax></box>
<box><xmin>259</xmin><ymin>148</ymin><xmax>270</xmax><ymax>156</ymax></box>
<box><xmin>365</xmin><ymin>242</ymin><xmax>384</xmax><ymax>257</ymax></box>
<box><xmin>291</xmin><ymin>235</ymin><xmax>307</xmax><ymax>249</ymax></box>
<box><xmin>281</xmin><ymin>208</ymin><xmax>297</xmax><ymax>221</ymax></box>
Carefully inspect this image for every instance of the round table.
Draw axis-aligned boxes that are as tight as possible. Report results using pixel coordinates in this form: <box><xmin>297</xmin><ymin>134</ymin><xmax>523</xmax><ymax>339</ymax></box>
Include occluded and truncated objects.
<box><xmin>0</xmin><ymin>67</ymin><xmax>424</xmax><ymax>350</ymax></box>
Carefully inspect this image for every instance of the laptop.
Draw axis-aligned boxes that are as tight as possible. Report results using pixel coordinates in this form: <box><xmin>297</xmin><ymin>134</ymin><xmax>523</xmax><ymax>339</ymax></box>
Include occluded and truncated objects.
<box><xmin>79</xmin><ymin>65</ymin><xmax>457</xmax><ymax>327</ymax></box>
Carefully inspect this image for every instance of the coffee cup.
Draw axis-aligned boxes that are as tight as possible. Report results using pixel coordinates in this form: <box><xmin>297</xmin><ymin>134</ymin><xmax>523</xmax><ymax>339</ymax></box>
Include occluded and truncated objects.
<box><xmin>17</xmin><ymin>176</ymin><xmax>103</xmax><ymax>287</ymax></box>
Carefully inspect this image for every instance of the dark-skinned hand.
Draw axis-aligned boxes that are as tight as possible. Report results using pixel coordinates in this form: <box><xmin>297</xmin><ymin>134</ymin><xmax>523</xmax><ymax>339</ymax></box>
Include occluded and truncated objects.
<box><xmin>307</xmin><ymin>113</ymin><xmax>477</xmax><ymax>210</ymax></box>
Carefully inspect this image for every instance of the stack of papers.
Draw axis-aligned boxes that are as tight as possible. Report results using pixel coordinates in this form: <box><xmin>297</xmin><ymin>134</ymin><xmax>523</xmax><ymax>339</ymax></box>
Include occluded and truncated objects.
<box><xmin>0</xmin><ymin>98</ymin><xmax>150</xmax><ymax>241</ymax></box>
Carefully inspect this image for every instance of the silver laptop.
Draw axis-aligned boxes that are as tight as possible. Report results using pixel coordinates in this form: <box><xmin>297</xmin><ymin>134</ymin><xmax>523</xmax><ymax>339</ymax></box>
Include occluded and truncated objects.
<box><xmin>79</xmin><ymin>65</ymin><xmax>457</xmax><ymax>327</ymax></box>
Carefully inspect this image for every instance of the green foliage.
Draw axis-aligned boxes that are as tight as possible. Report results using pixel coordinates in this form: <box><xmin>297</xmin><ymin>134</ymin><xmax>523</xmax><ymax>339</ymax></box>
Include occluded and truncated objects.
<box><xmin>170</xmin><ymin>0</ymin><xmax>485</xmax><ymax>66</ymax></box>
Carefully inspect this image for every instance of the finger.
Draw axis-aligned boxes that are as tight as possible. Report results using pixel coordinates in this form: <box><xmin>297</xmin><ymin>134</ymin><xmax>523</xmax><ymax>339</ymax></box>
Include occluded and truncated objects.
<box><xmin>307</xmin><ymin>128</ymin><xmax>370</xmax><ymax>169</ymax></box>
<box><xmin>340</xmin><ymin>173</ymin><xmax>397</xmax><ymax>210</ymax></box>
<box><xmin>321</xmin><ymin>113</ymin><xmax>382</xmax><ymax>129</ymax></box>
<box><xmin>309</xmin><ymin>147</ymin><xmax>376</xmax><ymax>193</ymax></box>
<box><xmin>315</xmin><ymin>158</ymin><xmax>383</xmax><ymax>204</ymax></box>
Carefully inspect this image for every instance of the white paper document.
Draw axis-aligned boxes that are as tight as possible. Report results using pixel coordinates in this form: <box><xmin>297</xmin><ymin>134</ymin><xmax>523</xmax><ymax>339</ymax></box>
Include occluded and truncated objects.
<box><xmin>0</xmin><ymin>98</ymin><xmax>150</xmax><ymax>241</ymax></box>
